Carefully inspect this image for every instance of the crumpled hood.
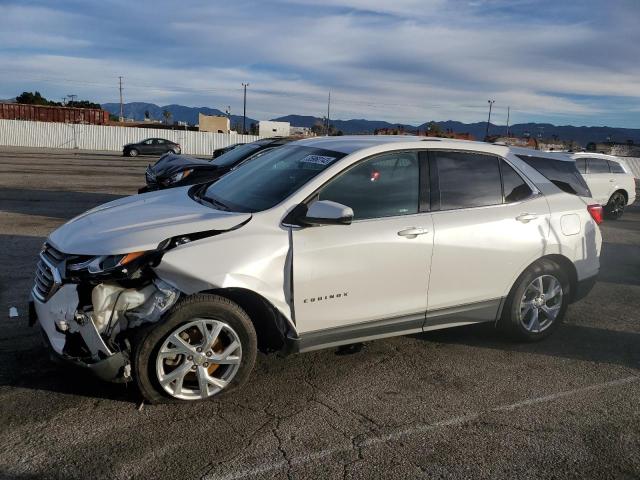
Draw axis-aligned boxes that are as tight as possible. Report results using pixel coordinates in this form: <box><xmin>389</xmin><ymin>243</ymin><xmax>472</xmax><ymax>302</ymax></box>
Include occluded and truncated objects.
<box><xmin>49</xmin><ymin>187</ymin><xmax>251</xmax><ymax>255</ymax></box>
<box><xmin>150</xmin><ymin>153</ymin><xmax>217</xmax><ymax>178</ymax></box>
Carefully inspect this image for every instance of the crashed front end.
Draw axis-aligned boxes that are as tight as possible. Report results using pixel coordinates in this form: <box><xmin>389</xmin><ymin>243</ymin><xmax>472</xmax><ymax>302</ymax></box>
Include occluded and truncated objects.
<box><xmin>30</xmin><ymin>242</ymin><xmax>180</xmax><ymax>383</ymax></box>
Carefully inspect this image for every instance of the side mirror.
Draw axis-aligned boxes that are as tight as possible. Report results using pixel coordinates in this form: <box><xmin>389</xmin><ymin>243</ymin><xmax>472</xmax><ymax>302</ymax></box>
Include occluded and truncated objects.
<box><xmin>303</xmin><ymin>200</ymin><xmax>353</xmax><ymax>226</ymax></box>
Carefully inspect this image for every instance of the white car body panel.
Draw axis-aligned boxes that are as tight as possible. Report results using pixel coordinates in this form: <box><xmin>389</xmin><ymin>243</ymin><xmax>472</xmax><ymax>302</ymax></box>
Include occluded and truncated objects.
<box><xmin>428</xmin><ymin>193</ymin><xmax>550</xmax><ymax>311</ymax></box>
<box><xmin>49</xmin><ymin>187</ymin><xmax>251</xmax><ymax>255</ymax></box>
<box><xmin>292</xmin><ymin>212</ymin><xmax>433</xmax><ymax>333</ymax></box>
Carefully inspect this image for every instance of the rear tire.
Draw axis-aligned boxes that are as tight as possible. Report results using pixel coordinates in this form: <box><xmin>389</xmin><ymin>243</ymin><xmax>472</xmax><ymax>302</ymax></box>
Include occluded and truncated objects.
<box><xmin>133</xmin><ymin>294</ymin><xmax>257</xmax><ymax>403</ymax></box>
<box><xmin>498</xmin><ymin>259</ymin><xmax>569</xmax><ymax>342</ymax></box>
<box><xmin>169</xmin><ymin>148</ymin><xmax>179</xmax><ymax>154</ymax></box>
<box><xmin>128</xmin><ymin>148</ymin><xmax>139</xmax><ymax>157</ymax></box>
<box><xmin>604</xmin><ymin>191</ymin><xmax>626</xmax><ymax>220</ymax></box>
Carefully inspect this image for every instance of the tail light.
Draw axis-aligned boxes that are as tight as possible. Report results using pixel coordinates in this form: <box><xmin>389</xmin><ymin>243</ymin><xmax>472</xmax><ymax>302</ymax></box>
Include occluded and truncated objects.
<box><xmin>587</xmin><ymin>204</ymin><xmax>603</xmax><ymax>225</ymax></box>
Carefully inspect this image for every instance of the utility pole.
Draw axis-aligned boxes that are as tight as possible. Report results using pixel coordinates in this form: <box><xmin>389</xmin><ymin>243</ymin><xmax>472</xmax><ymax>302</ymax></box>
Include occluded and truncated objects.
<box><xmin>326</xmin><ymin>91</ymin><xmax>331</xmax><ymax>136</ymax></box>
<box><xmin>67</xmin><ymin>94</ymin><xmax>78</xmax><ymax>149</ymax></box>
<box><xmin>242</xmin><ymin>83</ymin><xmax>249</xmax><ymax>135</ymax></box>
<box><xmin>506</xmin><ymin>106</ymin><xmax>510</xmax><ymax>137</ymax></box>
<box><xmin>485</xmin><ymin>100</ymin><xmax>495</xmax><ymax>140</ymax></box>
<box><xmin>118</xmin><ymin>76</ymin><xmax>124</xmax><ymax>121</ymax></box>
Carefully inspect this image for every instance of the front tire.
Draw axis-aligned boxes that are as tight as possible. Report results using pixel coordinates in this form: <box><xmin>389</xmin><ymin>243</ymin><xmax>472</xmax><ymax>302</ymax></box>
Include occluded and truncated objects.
<box><xmin>133</xmin><ymin>294</ymin><xmax>257</xmax><ymax>403</ymax></box>
<box><xmin>499</xmin><ymin>259</ymin><xmax>569</xmax><ymax>342</ymax></box>
<box><xmin>604</xmin><ymin>191</ymin><xmax>626</xmax><ymax>220</ymax></box>
<box><xmin>128</xmin><ymin>148</ymin><xmax>139</xmax><ymax>157</ymax></box>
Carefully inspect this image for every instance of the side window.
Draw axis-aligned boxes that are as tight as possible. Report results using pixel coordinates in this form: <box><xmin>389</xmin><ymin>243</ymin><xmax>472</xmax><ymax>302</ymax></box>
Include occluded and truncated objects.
<box><xmin>587</xmin><ymin>158</ymin><xmax>610</xmax><ymax>173</ymax></box>
<box><xmin>575</xmin><ymin>158</ymin><xmax>587</xmax><ymax>174</ymax></box>
<box><xmin>608</xmin><ymin>161</ymin><xmax>626</xmax><ymax>174</ymax></box>
<box><xmin>157</xmin><ymin>139</ymin><xmax>165</xmax><ymax>144</ymax></box>
<box><xmin>501</xmin><ymin>160</ymin><xmax>533</xmax><ymax>203</ymax></box>
<box><xmin>435</xmin><ymin>152</ymin><xmax>502</xmax><ymax>210</ymax></box>
<box><xmin>317</xmin><ymin>151</ymin><xmax>420</xmax><ymax>220</ymax></box>
<box><xmin>143</xmin><ymin>139</ymin><xmax>153</xmax><ymax>145</ymax></box>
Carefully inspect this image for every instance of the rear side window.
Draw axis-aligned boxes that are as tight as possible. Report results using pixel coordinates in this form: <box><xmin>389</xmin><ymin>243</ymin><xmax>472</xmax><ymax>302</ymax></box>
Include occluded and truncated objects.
<box><xmin>608</xmin><ymin>161</ymin><xmax>626</xmax><ymax>173</ymax></box>
<box><xmin>575</xmin><ymin>158</ymin><xmax>587</xmax><ymax>174</ymax></box>
<box><xmin>501</xmin><ymin>160</ymin><xmax>533</xmax><ymax>203</ymax></box>
<box><xmin>587</xmin><ymin>158</ymin><xmax>610</xmax><ymax>173</ymax></box>
<box><xmin>517</xmin><ymin>155</ymin><xmax>591</xmax><ymax>197</ymax></box>
<box><xmin>435</xmin><ymin>152</ymin><xmax>502</xmax><ymax>209</ymax></box>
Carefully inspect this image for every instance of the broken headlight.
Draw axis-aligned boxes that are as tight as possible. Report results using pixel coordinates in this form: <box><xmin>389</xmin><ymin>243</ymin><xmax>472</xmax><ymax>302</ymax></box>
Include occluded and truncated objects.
<box><xmin>66</xmin><ymin>251</ymin><xmax>157</xmax><ymax>281</ymax></box>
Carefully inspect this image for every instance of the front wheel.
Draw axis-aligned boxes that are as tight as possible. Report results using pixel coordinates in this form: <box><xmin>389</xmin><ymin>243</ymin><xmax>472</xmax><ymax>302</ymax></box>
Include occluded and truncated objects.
<box><xmin>128</xmin><ymin>148</ymin><xmax>139</xmax><ymax>157</ymax></box>
<box><xmin>604</xmin><ymin>192</ymin><xmax>626</xmax><ymax>220</ymax></box>
<box><xmin>499</xmin><ymin>259</ymin><xmax>569</xmax><ymax>341</ymax></box>
<box><xmin>133</xmin><ymin>294</ymin><xmax>257</xmax><ymax>403</ymax></box>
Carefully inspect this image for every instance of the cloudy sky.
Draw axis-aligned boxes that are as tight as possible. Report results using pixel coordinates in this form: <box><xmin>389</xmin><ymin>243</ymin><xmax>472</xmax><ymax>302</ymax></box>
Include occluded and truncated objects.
<box><xmin>1</xmin><ymin>0</ymin><xmax>639</xmax><ymax>127</ymax></box>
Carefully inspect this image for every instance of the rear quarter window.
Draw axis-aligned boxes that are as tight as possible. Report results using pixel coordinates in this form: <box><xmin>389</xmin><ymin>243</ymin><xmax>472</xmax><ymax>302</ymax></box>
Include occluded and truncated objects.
<box><xmin>517</xmin><ymin>155</ymin><xmax>591</xmax><ymax>197</ymax></box>
<box><xmin>608</xmin><ymin>161</ymin><xmax>626</xmax><ymax>174</ymax></box>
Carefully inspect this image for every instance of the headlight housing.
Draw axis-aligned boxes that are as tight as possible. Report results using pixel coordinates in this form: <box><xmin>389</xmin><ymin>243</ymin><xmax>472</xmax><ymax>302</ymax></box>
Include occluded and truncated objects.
<box><xmin>163</xmin><ymin>169</ymin><xmax>193</xmax><ymax>186</ymax></box>
<box><xmin>67</xmin><ymin>251</ymin><xmax>149</xmax><ymax>279</ymax></box>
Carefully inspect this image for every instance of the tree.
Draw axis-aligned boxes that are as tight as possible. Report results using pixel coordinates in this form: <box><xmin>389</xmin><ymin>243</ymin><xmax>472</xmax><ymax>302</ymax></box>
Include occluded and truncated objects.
<box><xmin>16</xmin><ymin>91</ymin><xmax>60</xmax><ymax>106</ymax></box>
<box><xmin>162</xmin><ymin>109</ymin><xmax>172</xmax><ymax>124</ymax></box>
<box><xmin>427</xmin><ymin>121</ymin><xmax>442</xmax><ymax>137</ymax></box>
<box><xmin>66</xmin><ymin>99</ymin><xmax>101</xmax><ymax>109</ymax></box>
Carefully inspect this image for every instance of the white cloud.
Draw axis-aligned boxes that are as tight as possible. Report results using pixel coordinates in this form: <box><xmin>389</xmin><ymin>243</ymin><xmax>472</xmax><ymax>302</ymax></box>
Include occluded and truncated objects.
<box><xmin>0</xmin><ymin>0</ymin><xmax>638</xmax><ymax>126</ymax></box>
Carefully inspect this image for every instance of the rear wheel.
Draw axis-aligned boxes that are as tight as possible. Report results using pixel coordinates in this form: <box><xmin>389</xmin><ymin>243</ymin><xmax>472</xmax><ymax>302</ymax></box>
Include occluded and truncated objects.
<box><xmin>128</xmin><ymin>148</ymin><xmax>139</xmax><ymax>157</ymax></box>
<box><xmin>499</xmin><ymin>259</ymin><xmax>569</xmax><ymax>341</ymax></box>
<box><xmin>133</xmin><ymin>294</ymin><xmax>257</xmax><ymax>403</ymax></box>
<box><xmin>169</xmin><ymin>148</ymin><xmax>179</xmax><ymax>154</ymax></box>
<box><xmin>604</xmin><ymin>191</ymin><xmax>626</xmax><ymax>220</ymax></box>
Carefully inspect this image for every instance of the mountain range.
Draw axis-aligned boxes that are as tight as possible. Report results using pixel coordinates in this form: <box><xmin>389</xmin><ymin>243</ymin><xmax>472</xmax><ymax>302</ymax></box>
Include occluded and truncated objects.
<box><xmin>102</xmin><ymin>102</ymin><xmax>640</xmax><ymax>145</ymax></box>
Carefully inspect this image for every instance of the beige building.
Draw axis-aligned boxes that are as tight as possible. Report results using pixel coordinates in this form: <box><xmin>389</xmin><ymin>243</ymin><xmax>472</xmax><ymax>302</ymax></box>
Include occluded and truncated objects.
<box><xmin>198</xmin><ymin>113</ymin><xmax>230</xmax><ymax>133</ymax></box>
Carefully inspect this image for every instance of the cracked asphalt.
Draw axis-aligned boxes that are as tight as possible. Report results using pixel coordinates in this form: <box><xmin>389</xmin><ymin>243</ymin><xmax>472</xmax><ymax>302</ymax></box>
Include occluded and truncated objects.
<box><xmin>0</xmin><ymin>146</ymin><xmax>639</xmax><ymax>480</ymax></box>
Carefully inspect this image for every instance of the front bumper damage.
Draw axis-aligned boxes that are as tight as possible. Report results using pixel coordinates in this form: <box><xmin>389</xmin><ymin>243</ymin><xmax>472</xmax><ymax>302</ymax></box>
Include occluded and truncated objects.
<box><xmin>30</xmin><ymin>278</ymin><xmax>180</xmax><ymax>382</ymax></box>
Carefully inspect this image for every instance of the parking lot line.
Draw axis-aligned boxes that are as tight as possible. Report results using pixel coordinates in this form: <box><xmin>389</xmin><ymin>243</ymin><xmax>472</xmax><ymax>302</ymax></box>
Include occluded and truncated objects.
<box><xmin>209</xmin><ymin>375</ymin><xmax>639</xmax><ymax>480</ymax></box>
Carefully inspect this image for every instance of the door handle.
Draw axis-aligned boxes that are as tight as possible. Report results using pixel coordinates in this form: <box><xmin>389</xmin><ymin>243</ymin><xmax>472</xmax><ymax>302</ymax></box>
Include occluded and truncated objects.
<box><xmin>515</xmin><ymin>213</ymin><xmax>538</xmax><ymax>223</ymax></box>
<box><xmin>397</xmin><ymin>227</ymin><xmax>428</xmax><ymax>238</ymax></box>
<box><xmin>609</xmin><ymin>179</ymin><xmax>615</xmax><ymax>182</ymax></box>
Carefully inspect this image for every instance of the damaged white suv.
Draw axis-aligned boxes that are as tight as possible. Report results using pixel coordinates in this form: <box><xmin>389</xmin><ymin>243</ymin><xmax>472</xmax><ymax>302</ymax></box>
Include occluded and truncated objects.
<box><xmin>31</xmin><ymin>137</ymin><xmax>602</xmax><ymax>403</ymax></box>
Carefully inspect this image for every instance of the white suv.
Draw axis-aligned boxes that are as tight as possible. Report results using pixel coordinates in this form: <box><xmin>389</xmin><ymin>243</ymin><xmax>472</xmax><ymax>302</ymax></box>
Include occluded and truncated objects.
<box><xmin>30</xmin><ymin>137</ymin><xmax>602</xmax><ymax>403</ymax></box>
<box><xmin>571</xmin><ymin>152</ymin><xmax>637</xmax><ymax>219</ymax></box>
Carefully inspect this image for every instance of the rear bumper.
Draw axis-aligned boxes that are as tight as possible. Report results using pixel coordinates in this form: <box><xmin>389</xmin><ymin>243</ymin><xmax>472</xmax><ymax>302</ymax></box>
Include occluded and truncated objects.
<box><xmin>572</xmin><ymin>274</ymin><xmax>598</xmax><ymax>303</ymax></box>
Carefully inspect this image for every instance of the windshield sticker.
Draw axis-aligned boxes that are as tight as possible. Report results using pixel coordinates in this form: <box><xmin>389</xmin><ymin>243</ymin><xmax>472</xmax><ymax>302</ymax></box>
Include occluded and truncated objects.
<box><xmin>300</xmin><ymin>155</ymin><xmax>337</xmax><ymax>166</ymax></box>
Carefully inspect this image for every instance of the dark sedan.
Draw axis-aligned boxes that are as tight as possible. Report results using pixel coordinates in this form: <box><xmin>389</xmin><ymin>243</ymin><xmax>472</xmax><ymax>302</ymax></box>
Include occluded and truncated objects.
<box><xmin>123</xmin><ymin>138</ymin><xmax>181</xmax><ymax>157</ymax></box>
<box><xmin>139</xmin><ymin>137</ymin><xmax>292</xmax><ymax>192</ymax></box>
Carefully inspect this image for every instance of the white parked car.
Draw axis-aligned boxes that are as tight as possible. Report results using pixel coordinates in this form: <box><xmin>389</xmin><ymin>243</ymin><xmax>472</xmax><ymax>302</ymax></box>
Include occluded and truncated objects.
<box><xmin>30</xmin><ymin>137</ymin><xmax>603</xmax><ymax>403</ymax></box>
<box><xmin>571</xmin><ymin>152</ymin><xmax>637</xmax><ymax>219</ymax></box>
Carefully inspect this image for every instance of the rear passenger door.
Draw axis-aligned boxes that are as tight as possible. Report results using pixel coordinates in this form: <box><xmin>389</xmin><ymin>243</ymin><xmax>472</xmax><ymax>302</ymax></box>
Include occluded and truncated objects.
<box><xmin>584</xmin><ymin>158</ymin><xmax>612</xmax><ymax>204</ymax></box>
<box><xmin>425</xmin><ymin>151</ymin><xmax>550</xmax><ymax>327</ymax></box>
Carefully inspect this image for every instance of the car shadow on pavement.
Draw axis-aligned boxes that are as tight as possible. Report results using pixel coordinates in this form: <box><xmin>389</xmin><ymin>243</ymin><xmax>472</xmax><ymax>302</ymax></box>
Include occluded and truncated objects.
<box><xmin>413</xmin><ymin>322</ymin><xmax>640</xmax><ymax>371</ymax></box>
<box><xmin>0</xmin><ymin>188</ymin><xmax>124</xmax><ymax>219</ymax></box>
<box><xmin>599</xmin><ymin>241</ymin><xmax>640</xmax><ymax>286</ymax></box>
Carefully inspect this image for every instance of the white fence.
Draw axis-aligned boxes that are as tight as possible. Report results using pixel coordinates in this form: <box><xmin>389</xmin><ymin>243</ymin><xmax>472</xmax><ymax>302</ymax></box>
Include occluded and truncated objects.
<box><xmin>623</xmin><ymin>157</ymin><xmax>640</xmax><ymax>178</ymax></box>
<box><xmin>0</xmin><ymin>119</ymin><xmax>263</xmax><ymax>156</ymax></box>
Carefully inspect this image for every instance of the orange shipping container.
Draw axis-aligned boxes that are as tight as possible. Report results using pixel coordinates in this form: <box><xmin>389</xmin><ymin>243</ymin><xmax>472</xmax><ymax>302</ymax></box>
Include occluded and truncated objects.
<box><xmin>0</xmin><ymin>103</ymin><xmax>109</xmax><ymax>125</ymax></box>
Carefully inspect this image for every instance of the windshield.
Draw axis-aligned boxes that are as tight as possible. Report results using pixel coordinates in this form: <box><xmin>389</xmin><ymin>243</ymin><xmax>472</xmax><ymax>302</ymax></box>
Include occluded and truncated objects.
<box><xmin>211</xmin><ymin>143</ymin><xmax>266</xmax><ymax>168</ymax></box>
<box><xmin>201</xmin><ymin>145</ymin><xmax>346</xmax><ymax>212</ymax></box>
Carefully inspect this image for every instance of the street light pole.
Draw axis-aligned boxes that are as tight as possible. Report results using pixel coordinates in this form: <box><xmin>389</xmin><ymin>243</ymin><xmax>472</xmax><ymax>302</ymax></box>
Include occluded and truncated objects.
<box><xmin>485</xmin><ymin>100</ymin><xmax>495</xmax><ymax>140</ymax></box>
<box><xmin>242</xmin><ymin>83</ymin><xmax>249</xmax><ymax>135</ymax></box>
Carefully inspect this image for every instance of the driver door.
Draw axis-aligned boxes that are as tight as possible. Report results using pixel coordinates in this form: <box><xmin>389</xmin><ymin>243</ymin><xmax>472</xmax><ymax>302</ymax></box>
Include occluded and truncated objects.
<box><xmin>292</xmin><ymin>150</ymin><xmax>433</xmax><ymax>336</ymax></box>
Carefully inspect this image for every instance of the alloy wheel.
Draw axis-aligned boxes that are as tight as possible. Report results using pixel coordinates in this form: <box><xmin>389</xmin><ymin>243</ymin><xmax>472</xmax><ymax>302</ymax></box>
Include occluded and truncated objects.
<box><xmin>156</xmin><ymin>318</ymin><xmax>242</xmax><ymax>400</ymax></box>
<box><xmin>519</xmin><ymin>275</ymin><xmax>563</xmax><ymax>333</ymax></box>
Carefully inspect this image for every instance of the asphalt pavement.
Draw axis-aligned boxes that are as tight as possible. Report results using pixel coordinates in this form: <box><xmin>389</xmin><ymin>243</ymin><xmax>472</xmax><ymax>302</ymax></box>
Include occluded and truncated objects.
<box><xmin>0</xmin><ymin>146</ymin><xmax>638</xmax><ymax>480</ymax></box>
